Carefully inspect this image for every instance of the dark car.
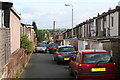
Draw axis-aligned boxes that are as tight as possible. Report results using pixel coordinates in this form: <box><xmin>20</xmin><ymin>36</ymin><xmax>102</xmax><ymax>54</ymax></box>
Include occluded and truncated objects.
<box><xmin>69</xmin><ymin>49</ymin><xmax>116</xmax><ymax>80</ymax></box>
<box><xmin>47</xmin><ymin>42</ymin><xmax>59</xmax><ymax>54</ymax></box>
<box><xmin>53</xmin><ymin>45</ymin><xmax>76</xmax><ymax>64</ymax></box>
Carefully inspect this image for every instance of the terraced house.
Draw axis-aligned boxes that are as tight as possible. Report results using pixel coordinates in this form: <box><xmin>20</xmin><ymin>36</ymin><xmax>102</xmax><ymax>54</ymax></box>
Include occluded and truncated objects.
<box><xmin>0</xmin><ymin>2</ymin><xmax>36</xmax><ymax>78</ymax></box>
<box><xmin>63</xmin><ymin>5</ymin><xmax>120</xmax><ymax>74</ymax></box>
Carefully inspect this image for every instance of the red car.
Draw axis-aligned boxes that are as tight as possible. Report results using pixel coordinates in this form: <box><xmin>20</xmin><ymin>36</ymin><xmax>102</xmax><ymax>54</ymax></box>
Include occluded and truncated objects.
<box><xmin>69</xmin><ymin>49</ymin><xmax>116</xmax><ymax>80</ymax></box>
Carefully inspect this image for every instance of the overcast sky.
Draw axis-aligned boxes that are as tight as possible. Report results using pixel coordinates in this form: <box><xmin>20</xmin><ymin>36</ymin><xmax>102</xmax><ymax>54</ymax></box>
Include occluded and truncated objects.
<box><xmin>1</xmin><ymin>0</ymin><xmax>120</xmax><ymax>29</ymax></box>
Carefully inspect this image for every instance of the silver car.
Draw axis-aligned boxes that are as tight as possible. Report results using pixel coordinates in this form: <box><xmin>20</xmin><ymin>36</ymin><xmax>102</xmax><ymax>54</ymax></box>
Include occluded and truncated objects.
<box><xmin>53</xmin><ymin>45</ymin><xmax>76</xmax><ymax>64</ymax></box>
<box><xmin>35</xmin><ymin>43</ymin><xmax>47</xmax><ymax>53</ymax></box>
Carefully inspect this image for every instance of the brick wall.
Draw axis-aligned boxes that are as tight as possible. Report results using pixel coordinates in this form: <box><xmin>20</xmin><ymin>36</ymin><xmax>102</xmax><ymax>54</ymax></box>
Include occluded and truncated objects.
<box><xmin>1</xmin><ymin>48</ymin><xmax>31</xmax><ymax>78</ymax></box>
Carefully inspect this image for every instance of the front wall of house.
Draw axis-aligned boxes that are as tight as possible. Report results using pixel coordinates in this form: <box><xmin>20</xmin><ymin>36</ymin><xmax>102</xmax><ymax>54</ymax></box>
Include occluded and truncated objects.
<box><xmin>106</xmin><ymin>12</ymin><xmax>119</xmax><ymax>36</ymax></box>
<box><xmin>63</xmin><ymin>39</ymin><xmax>70</xmax><ymax>45</ymax></box>
<box><xmin>78</xmin><ymin>40</ymin><xmax>86</xmax><ymax>50</ymax></box>
<box><xmin>10</xmin><ymin>10</ymin><xmax>20</xmax><ymax>54</ymax></box>
<box><xmin>81</xmin><ymin>25</ymin><xmax>84</xmax><ymax>38</ymax></box>
<box><xmin>0</xmin><ymin>9</ymin><xmax>4</xmax><ymax>28</ymax></box>
<box><xmin>0</xmin><ymin>10</ymin><xmax>2</xmax><ymax>27</ymax></box>
<box><xmin>110</xmin><ymin>12</ymin><xmax>119</xmax><ymax>36</ymax></box>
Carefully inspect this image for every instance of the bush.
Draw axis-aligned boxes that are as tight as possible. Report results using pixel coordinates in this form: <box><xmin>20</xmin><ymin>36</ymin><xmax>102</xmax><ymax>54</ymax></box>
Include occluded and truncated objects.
<box><xmin>20</xmin><ymin>35</ymin><xmax>33</xmax><ymax>54</ymax></box>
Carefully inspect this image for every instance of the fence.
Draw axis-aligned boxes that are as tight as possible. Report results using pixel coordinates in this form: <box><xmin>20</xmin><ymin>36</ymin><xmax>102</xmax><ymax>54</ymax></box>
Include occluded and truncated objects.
<box><xmin>0</xmin><ymin>28</ymin><xmax>11</xmax><ymax>77</ymax></box>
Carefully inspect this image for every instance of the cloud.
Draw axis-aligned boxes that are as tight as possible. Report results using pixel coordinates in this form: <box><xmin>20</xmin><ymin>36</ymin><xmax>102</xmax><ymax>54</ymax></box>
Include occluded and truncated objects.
<box><xmin>7</xmin><ymin>0</ymin><xmax>120</xmax><ymax>29</ymax></box>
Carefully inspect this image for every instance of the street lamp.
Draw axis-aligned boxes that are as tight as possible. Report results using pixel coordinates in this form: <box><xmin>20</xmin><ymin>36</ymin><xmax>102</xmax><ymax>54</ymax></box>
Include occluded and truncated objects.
<box><xmin>65</xmin><ymin>4</ymin><xmax>73</xmax><ymax>37</ymax></box>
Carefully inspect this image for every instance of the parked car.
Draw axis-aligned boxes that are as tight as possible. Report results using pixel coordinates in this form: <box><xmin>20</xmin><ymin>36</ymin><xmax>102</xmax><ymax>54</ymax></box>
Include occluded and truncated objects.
<box><xmin>47</xmin><ymin>42</ymin><xmax>59</xmax><ymax>54</ymax></box>
<box><xmin>53</xmin><ymin>45</ymin><xmax>76</xmax><ymax>64</ymax></box>
<box><xmin>35</xmin><ymin>43</ymin><xmax>47</xmax><ymax>53</ymax></box>
<box><xmin>69</xmin><ymin>49</ymin><xmax>116</xmax><ymax>80</ymax></box>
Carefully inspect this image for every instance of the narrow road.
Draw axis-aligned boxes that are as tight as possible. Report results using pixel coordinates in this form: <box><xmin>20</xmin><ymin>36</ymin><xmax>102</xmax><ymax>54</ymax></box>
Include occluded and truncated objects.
<box><xmin>20</xmin><ymin>53</ymin><xmax>75</xmax><ymax>79</ymax></box>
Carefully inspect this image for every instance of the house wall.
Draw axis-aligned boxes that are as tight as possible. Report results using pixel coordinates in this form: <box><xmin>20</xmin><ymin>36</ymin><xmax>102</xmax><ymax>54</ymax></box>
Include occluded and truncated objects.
<box><xmin>0</xmin><ymin>10</ymin><xmax>2</xmax><ymax>27</ymax></box>
<box><xmin>10</xmin><ymin>10</ymin><xmax>20</xmax><ymax>54</ymax></box>
<box><xmin>0</xmin><ymin>9</ymin><xmax>4</xmax><ymax>28</ymax></box>
<box><xmin>56</xmin><ymin>35</ymin><xmax>63</xmax><ymax>41</ymax></box>
<box><xmin>78</xmin><ymin>40</ymin><xmax>86</xmax><ymax>50</ymax></box>
<box><xmin>78</xmin><ymin>40</ymin><xmax>103</xmax><ymax>50</ymax></box>
<box><xmin>106</xmin><ymin>11</ymin><xmax>119</xmax><ymax>36</ymax></box>
<box><xmin>90</xmin><ymin>21</ymin><xmax>95</xmax><ymax>37</ymax></box>
<box><xmin>63</xmin><ymin>39</ymin><xmax>70</xmax><ymax>45</ymax></box>
<box><xmin>21</xmin><ymin>25</ymin><xmax>37</xmax><ymax>45</ymax></box>
<box><xmin>81</xmin><ymin>25</ymin><xmax>85</xmax><ymax>38</ymax></box>
<box><xmin>89</xmin><ymin>41</ymin><xmax>103</xmax><ymax>49</ymax></box>
<box><xmin>110</xmin><ymin>12</ymin><xmax>119</xmax><ymax>36</ymax></box>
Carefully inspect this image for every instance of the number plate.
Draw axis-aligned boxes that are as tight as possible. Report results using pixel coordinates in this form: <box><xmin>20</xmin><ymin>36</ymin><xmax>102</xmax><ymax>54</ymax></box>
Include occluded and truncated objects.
<box><xmin>91</xmin><ymin>68</ymin><xmax>106</xmax><ymax>72</ymax></box>
<box><xmin>64</xmin><ymin>58</ymin><xmax>70</xmax><ymax>60</ymax></box>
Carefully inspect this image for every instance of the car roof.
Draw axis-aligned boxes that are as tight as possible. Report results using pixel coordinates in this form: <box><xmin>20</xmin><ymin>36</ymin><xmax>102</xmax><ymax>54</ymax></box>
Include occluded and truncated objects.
<box><xmin>58</xmin><ymin>45</ymin><xmax>73</xmax><ymax>48</ymax></box>
<box><xmin>79</xmin><ymin>49</ymin><xmax>108</xmax><ymax>54</ymax></box>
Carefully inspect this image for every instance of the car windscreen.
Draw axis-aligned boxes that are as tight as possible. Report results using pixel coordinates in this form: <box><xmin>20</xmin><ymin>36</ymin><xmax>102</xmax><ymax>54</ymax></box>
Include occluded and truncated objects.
<box><xmin>82</xmin><ymin>53</ymin><xmax>113</xmax><ymax>64</ymax></box>
<box><xmin>37</xmin><ymin>44</ymin><xmax>46</xmax><ymax>47</ymax></box>
<box><xmin>48</xmin><ymin>43</ymin><xmax>58</xmax><ymax>48</ymax></box>
<box><xmin>58</xmin><ymin>47</ymin><xmax>75</xmax><ymax>52</ymax></box>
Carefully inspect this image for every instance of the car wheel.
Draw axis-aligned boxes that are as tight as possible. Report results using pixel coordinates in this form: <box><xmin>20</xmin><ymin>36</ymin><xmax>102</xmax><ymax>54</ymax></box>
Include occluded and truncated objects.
<box><xmin>45</xmin><ymin>50</ymin><xmax>47</xmax><ymax>53</ymax></box>
<box><xmin>53</xmin><ymin>57</ymin><xmax>56</xmax><ymax>61</ymax></box>
<box><xmin>35</xmin><ymin>50</ymin><xmax>37</xmax><ymax>53</ymax></box>
<box><xmin>49</xmin><ymin>50</ymin><xmax>52</xmax><ymax>54</ymax></box>
<box><xmin>69</xmin><ymin>67</ymin><xmax>73</xmax><ymax>76</ymax></box>
<box><xmin>75</xmin><ymin>74</ymin><xmax>79</xmax><ymax>80</ymax></box>
<box><xmin>55</xmin><ymin>60</ymin><xmax>60</xmax><ymax>64</ymax></box>
<box><xmin>46</xmin><ymin>49</ymin><xmax>49</xmax><ymax>53</ymax></box>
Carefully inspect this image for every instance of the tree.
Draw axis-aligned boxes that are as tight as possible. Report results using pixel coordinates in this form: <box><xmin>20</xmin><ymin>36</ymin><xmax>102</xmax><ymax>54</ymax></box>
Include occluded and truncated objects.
<box><xmin>20</xmin><ymin>35</ymin><xmax>34</xmax><ymax>54</ymax></box>
<box><xmin>37</xmin><ymin>30</ymin><xmax>49</xmax><ymax>42</ymax></box>
<box><xmin>32</xmin><ymin>21</ymin><xmax>37</xmax><ymax>34</ymax></box>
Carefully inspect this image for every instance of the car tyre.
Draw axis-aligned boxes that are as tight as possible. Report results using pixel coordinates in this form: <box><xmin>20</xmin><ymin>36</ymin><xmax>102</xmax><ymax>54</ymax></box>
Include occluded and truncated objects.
<box><xmin>47</xmin><ymin>49</ymin><xmax>49</xmax><ymax>54</ymax></box>
<box><xmin>53</xmin><ymin>57</ymin><xmax>56</xmax><ymax>61</ymax></box>
<box><xmin>44</xmin><ymin>50</ymin><xmax>47</xmax><ymax>53</ymax></box>
<box><xmin>35</xmin><ymin>50</ymin><xmax>38</xmax><ymax>53</ymax></box>
<box><xmin>55</xmin><ymin>60</ymin><xmax>60</xmax><ymax>64</ymax></box>
<box><xmin>75</xmin><ymin>74</ymin><xmax>79</xmax><ymax>80</ymax></box>
<box><xmin>69</xmin><ymin>67</ymin><xmax>73</xmax><ymax>76</ymax></box>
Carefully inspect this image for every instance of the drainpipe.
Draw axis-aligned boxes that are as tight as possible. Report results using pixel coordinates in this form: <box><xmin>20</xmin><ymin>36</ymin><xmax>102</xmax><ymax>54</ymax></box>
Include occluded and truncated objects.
<box><xmin>117</xmin><ymin>10</ymin><xmax>120</xmax><ymax>58</ymax></box>
<box><xmin>108</xmin><ymin>14</ymin><xmax>110</xmax><ymax>36</ymax></box>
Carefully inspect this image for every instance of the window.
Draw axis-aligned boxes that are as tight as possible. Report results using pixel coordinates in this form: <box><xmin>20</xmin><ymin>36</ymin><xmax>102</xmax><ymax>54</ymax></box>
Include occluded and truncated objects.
<box><xmin>58</xmin><ymin>47</ymin><xmax>75</xmax><ymax>52</ymax></box>
<box><xmin>82</xmin><ymin>53</ymin><xmax>113</xmax><ymax>64</ymax></box>
<box><xmin>111</xmin><ymin>16</ymin><xmax>114</xmax><ymax>27</ymax></box>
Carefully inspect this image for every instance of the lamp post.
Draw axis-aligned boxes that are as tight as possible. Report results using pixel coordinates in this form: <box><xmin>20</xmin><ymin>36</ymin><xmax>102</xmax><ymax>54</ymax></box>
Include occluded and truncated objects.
<box><xmin>65</xmin><ymin>4</ymin><xmax>73</xmax><ymax>37</ymax></box>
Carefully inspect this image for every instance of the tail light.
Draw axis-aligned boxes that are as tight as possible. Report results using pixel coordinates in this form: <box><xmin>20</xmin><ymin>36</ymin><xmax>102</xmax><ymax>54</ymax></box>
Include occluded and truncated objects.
<box><xmin>57</xmin><ymin>53</ymin><xmax>62</xmax><ymax>56</ymax></box>
<box><xmin>73</xmin><ymin>51</ymin><xmax>77</xmax><ymax>54</ymax></box>
<box><xmin>74</xmin><ymin>52</ymin><xmax>76</xmax><ymax>54</ymax></box>
<box><xmin>79</xmin><ymin>64</ymin><xmax>82</xmax><ymax>67</ymax></box>
<box><xmin>49</xmin><ymin>47</ymin><xmax>52</xmax><ymax>49</ymax></box>
<box><xmin>113</xmin><ymin>62</ymin><xmax>116</xmax><ymax>65</ymax></box>
<box><xmin>78</xmin><ymin>64</ymin><xmax>82</xmax><ymax>71</ymax></box>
